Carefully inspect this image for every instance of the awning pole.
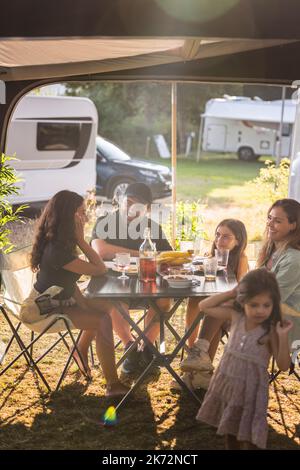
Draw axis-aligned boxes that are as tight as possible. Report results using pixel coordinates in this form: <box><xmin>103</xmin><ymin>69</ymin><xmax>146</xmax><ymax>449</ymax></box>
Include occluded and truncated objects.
<box><xmin>276</xmin><ymin>85</ymin><xmax>286</xmax><ymax>166</ymax></box>
<box><xmin>171</xmin><ymin>82</ymin><xmax>177</xmax><ymax>248</ymax></box>
<box><xmin>196</xmin><ymin>114</ymin><xmax>204</xmax><ymax>162</ymax></box>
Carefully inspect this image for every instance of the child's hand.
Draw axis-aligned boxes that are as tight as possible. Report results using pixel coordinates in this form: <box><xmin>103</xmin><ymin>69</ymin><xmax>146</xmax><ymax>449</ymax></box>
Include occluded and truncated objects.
<box><xmin>229</xmin><ymin>286</ymin><xmax>238</xmax><ymax>298</ymax></box>
<box><xmin>276</xmin><ymin>319</ymin><xmax>293</xmax><ymax>336</ymax></box>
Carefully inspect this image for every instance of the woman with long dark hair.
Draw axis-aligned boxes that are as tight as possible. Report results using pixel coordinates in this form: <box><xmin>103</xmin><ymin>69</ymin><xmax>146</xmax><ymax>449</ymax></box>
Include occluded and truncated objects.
<box><xmin>256</xmin><ymin>198</ymin><xmax>300</xmax><ymax>346</ymax></box>
<box><xmin>20</xmin><ymin>190</ymin><xmax>128</xmax><ymax>397</ymax></box>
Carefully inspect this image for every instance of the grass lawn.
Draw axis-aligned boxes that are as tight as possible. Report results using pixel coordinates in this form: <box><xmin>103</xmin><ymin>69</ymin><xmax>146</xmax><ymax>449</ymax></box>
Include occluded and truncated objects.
<box><xmin>175</xmin><ymin>152</ymin><xmax>267</xmax><ymax>204</ymax></box>
<box><xmin>165</xmin><ymin>152</ymin><xmax>278</xmax><ymax>242</ymax></box>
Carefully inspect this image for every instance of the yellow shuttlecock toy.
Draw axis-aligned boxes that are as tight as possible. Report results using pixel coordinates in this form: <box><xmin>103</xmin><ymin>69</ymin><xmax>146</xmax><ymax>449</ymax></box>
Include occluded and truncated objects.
<box><xmin>103</xmin><ymin>406</ymin><xmax>117</xmax><ymax>426</ymax></box>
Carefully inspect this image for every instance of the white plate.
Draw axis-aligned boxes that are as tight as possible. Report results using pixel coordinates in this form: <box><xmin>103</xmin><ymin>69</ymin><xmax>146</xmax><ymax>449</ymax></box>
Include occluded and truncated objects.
<box><xmin>192</xmin><ymin>264</ymin><xmax>226</xmax><ymax>272</ymax></box>
<box><xmin>113</xmin><ymin>257</ymin><xmax>137</xmax><ymax>265</ymax></box>
<box><xmin>111</xmin><ymin>264</ymin><xmax>138</xmax><ymax>275</ymax></box>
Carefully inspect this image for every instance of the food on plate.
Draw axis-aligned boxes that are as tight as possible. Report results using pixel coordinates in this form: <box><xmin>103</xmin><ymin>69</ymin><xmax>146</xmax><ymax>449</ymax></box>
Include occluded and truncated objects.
<box><xmin>157</xmin><ymin>251</ymin><xmax>192</xmax><ymax>266</ymax></box>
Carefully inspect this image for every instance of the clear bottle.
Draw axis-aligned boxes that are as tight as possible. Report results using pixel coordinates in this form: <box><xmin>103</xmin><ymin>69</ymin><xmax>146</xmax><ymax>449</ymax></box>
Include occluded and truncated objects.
<box><xmin>139</xmin><ymin>227</ymin><xmax>157</xmax><ymax>282</ymax></box>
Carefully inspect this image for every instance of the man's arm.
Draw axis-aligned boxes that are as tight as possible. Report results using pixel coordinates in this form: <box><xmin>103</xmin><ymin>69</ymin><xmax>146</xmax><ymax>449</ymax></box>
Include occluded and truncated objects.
<box><xmin>91</xmin><ymin>238</ymin><xmax>139</xmax><ymax>260</ymax></box>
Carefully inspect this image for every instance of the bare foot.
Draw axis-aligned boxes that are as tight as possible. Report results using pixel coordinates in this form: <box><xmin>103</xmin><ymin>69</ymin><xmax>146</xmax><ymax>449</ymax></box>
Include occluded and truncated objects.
<box><xmin>105</xmin><ymin>381</ymin><xmax>131</xmax><ymax>397</ymax></box>
<box><xmin>73</xmin><ymin>350</ymin><xmax>92</xmax><ymax>379</ymax></box>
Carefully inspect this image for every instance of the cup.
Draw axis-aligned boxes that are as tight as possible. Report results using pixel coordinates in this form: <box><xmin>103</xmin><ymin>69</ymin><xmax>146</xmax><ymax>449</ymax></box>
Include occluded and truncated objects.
<box><xmin>193</xmin><ymin>238</ymin><xmax>203</xmax><ymax>257</ymax></box>
<box><xmin>215</xmin><ymin>248</ymin><xmax>229</xmax><ymax>268</ymax></box>
<box><xmin>115</xmin><ymin>252</ymin><xmax>130</xmax><ymax>280</ymax></box>
<box><xmin>203</xmin><ymin>257</ymin><xmax>218</xmax><ymax>281</ymax></box>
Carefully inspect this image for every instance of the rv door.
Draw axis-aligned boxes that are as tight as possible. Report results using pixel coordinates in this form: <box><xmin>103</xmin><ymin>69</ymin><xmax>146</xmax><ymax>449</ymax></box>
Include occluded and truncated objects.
<box><xmin>206</xmin><ymin>124</ymin><xmax>226</xmax><ymax>152</ymax></box>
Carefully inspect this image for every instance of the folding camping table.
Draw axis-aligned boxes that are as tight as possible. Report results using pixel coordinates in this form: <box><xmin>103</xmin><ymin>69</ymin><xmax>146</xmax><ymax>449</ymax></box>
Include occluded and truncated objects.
<box><xmin>86</xmin><ymin>269</ymin><xmax>237</xmax><ymax>410</ymax></box>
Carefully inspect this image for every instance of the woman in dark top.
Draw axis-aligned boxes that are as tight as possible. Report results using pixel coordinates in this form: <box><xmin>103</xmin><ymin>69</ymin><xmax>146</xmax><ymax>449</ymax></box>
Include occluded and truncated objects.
<box><xmin>23</xmin><ymin>190</ymin><xmax>128</xmax><ymax>397</ymax></box>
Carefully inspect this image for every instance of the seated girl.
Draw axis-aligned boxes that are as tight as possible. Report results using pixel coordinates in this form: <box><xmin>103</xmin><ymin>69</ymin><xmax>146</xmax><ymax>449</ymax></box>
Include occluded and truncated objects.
<box><xmin>178</xmin><ymin>219</ymin><xmax>249</xmax><ymax>389</ymax></box>
<box><xmin>20</xmin><ymin>190</ymin><xmax>129</xmax><ymax>397</ymax></box>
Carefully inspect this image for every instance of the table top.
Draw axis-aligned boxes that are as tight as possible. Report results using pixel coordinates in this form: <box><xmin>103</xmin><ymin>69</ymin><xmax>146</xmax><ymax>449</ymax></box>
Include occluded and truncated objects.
<box><xmin>86</xmin><ymin>270</ymin><xmax>237</xmax><ymax>299</ymax></box>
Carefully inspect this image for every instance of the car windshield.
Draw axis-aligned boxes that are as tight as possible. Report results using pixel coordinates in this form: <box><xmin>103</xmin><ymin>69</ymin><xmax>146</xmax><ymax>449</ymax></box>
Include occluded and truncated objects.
<box><xmin>96</xmin><ymin>136</ymin><xmax>131</xmax><ymax>161</ymax></box>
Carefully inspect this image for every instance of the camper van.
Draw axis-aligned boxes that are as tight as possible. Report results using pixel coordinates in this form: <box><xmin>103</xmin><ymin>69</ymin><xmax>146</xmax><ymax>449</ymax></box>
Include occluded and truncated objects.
<box><xmin>5</xmin><ymin>95</ymin><xmax>98</xmax><ymax>205</ymax></box>
<box><xmin>200</xmin><ymin>97</ymin><xmax>296</xmax><ymax>161</ymax></box>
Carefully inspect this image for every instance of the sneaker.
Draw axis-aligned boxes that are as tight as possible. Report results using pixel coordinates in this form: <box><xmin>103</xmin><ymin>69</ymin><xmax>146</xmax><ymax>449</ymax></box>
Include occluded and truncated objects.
<box><xmin>171</xmin><ymin>370</ymin><xmax>212</xmax><ymax>391</ymax></box>
<box><xmin>120</xmin><ymin>342</ymin><xmax>141</xmax><ymax>375</ymax></box>
<box><xmin>180</xmin><ymin>339</ymin><xmax>214</xmax><ymax>372</ymax></box>
<box><xmin>139</xmin><ymin>345</ymin><xmax>160</xmax><ymax>374</ymax></box>
<box><xmin>170</xmin><ymin>372</ymin><xmax>193</xmax><ymax>391</ymax></box>
<box><xmin>190</xmin><ymin>370</ymin><xmax>212</xmax><ymax>390</ymax></box>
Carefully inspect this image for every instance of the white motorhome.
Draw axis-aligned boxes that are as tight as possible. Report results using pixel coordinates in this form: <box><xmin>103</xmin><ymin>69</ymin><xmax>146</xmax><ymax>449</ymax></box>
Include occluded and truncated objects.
<box><xmin>200</xmin><ymin>96</ymin><xmax>296</xmax><ymax>161</ymax></box>
<box><xmin>288</xmin><ymin>92</ymin><xmax>300</xmax><ymax>201</ymax></box>
<box><xmin>5</xmin><ymin>95</ymin><xmax>98</xmax><ymax>204</ymax></box>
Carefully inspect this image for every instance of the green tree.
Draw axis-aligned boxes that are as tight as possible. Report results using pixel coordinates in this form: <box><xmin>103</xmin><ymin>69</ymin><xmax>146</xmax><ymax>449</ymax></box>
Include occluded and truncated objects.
<box><xmin>0</xmin><ymin>153</ymin><xmax>27</xmax><ymax>252</ymax></box>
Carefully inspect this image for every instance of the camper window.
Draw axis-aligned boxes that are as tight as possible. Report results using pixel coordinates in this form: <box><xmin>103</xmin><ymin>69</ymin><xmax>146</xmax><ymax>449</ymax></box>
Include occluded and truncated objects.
<box><xmin>37</xmin><ymin>123</ymin><xmax>80</xmax><ymax>151</ymax></box>
<box><xmin>282</xmin><ymin>123</ymin><xmax>291</xmax><ymax>137</ymax></box>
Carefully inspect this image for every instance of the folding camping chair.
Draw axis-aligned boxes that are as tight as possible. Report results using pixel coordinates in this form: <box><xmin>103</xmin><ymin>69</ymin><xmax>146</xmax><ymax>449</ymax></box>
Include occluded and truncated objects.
<box><xmin>0</xmin><ymin>246</ymin><xmax>90</xmax><ymax>392</ymax></box>
<box><xmin>269</xmin><ymin>303</ymin><xmax>300</xmax><ymax>384</ymax></box>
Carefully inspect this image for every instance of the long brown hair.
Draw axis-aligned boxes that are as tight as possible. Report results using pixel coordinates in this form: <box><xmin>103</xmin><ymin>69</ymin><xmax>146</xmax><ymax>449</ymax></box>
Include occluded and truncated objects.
<box><xmin>211</xmin><ymin>219</ymin><xmax>247</xmax><ymax>276</ymax></box>
<box><xmin>234</xmin><ymin>268</ymin><xmax>282</xmax><ymax>343</ymax></box>
<box><xmin>257</xmin><ymin>198</ymin><xmax>300</xmax><ymax>267</ymax></box>
<box><xmin>31</xmin><ymin>190</ymin><xmax>84</xmax><ymax>272</ymax></box>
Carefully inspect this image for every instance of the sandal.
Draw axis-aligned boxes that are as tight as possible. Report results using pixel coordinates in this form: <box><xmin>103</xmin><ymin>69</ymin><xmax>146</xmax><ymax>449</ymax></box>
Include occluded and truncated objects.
<box><xmin>73</xmin><ymin>351</ymin><xmax>92</xmax><ymax>380</ymax></box>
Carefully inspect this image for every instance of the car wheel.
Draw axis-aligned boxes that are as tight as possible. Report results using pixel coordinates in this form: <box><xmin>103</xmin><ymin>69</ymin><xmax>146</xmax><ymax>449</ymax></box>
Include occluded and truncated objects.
<box><xmin>237</xmin><ymin>146</ymin><xmax>258</xmax><ymax>162</ymax></box>
<box><xmin>108</xmin><ymin>178</ymin><xmax>135</xmax><ymax>201</ymax></box>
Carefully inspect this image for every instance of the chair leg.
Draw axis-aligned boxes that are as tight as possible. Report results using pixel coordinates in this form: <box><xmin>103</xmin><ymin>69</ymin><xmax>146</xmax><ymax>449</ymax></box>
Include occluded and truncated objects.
<box><xmin>35</xmin><ymin>332</ymin><xmax>69</xmax><ymax>365</ymax></box>
<box><xmin>0</xmin><ymin>323</ymin><xmax>52</xmax><ymax>392</ymax></box>
<box><xmin>288</xmin><ymin>362</ymin><xmax>300</xmax><ymax>381</ymax></box>
<box><xmin>0</xmin><ymin>321</ymin><xmax>22</xmax><ymax>364</ymax></box>
<box><xmin>89</xmin><ymin>344</ymin><xmax>95</xmax><ymax>368</ymax></box>
<box><xmin>269</xmin><ymin>357</ymin><xmax>280</xmax><ymax>383</ymax></box>
<box><xmin>55</xmin><ymin>323</ymin><xmax>90</xmax><ymax>391</ymax></box>
<box><xmin>0</xmin><ymin>309</ymin><xmax>68</xmax><ymax>392</ymax></box>
<box><xmin>29</xmin><ymin>331</ymin><xmax>34</xmax><ymax>365</ymax></box>
<box><xmin>0</xmin><ymin>306</ymin><xmax>32</xmax><ymax>369</ymax></box>
<box><xmin>292</xmin><ymin>369</ymin><xmax>300</xmax><ymax>381</ymax></box>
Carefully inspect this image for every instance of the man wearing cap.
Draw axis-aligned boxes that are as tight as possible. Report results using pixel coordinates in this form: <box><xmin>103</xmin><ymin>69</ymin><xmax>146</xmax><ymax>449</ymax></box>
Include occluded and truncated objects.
<box><xmin>90</xmin><ymin>183</ymin><xmax>172</xmax><ymax>375</ymax></box>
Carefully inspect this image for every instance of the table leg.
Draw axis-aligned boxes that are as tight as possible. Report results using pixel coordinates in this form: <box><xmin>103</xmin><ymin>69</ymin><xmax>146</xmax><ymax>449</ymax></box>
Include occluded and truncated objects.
<box><xmin>113</xmin><ymin>299</ymin><xmax>203</xmax><ymax>407</ymax></box>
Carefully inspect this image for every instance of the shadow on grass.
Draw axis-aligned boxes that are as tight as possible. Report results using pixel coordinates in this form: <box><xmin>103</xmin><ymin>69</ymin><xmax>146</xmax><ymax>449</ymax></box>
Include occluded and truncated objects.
<box><xmin>159</xmin><ymin>386</ymin><xmax>300</xmax><ymax>450</ymax></box>
<box><xmin>0</xmin><ymin>378</ymin><xmax>160</xmax><ymax>450</ymax></box>
<box><xmin>0</xmin><ymin>371</ymin><xmax>299</xmax><ymax>450</ymax></box>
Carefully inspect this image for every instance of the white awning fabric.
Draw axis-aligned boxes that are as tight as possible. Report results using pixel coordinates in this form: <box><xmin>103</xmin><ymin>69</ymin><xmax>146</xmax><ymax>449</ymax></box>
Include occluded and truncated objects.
<box><xmin>0</xmin><ymin>37</ymin><xmax>295</xmax><ymax>81</ymax></box>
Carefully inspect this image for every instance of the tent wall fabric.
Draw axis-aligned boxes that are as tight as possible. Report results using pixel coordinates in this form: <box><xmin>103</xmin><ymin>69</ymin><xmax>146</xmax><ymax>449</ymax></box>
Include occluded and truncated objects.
<box><xmin>2</xmin><ymin>0</ymin><xmax>300</xmax><ymax>40</ymax></box>
<box><xmin>0</xmin><ymin>38</ymin><xmax>294</xmax><ymax>82</ymax></box>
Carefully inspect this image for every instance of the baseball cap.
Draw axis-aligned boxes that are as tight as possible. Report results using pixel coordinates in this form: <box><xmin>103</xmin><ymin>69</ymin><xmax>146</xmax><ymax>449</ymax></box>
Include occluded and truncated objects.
<box><xmin>125</xmin><ymin>183</ymin><xmax>153</xmax><ymax>205</ymax></box>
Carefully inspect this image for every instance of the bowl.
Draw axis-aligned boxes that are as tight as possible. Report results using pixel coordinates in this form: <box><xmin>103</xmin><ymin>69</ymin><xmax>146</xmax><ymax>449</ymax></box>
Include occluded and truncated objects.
<box><xmin>164</xmin><ymin>275</ymin><xmax>193</xmax><ymax>289</ymax></box>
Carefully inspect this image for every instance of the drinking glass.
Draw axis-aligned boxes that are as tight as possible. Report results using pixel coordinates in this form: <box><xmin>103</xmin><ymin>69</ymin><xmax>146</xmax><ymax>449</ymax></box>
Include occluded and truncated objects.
<box><xmin>215</xmin><ymin>248</ymin><xmax>229</xmax><ymax>268</ymax></box>
<box><xmin>193</xmin><ymin>238</ymin><xmax>203</xmax><ymax>257</ymax></box>
<box><xmin>115</xmin><ymin>252</ymin><xmax>130</xmax><ymax>280</ymax></box>
<box><xmin>203</xmin><ymin>257</ymin><xmax>218</xmax><ymax>281</ymax></box>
